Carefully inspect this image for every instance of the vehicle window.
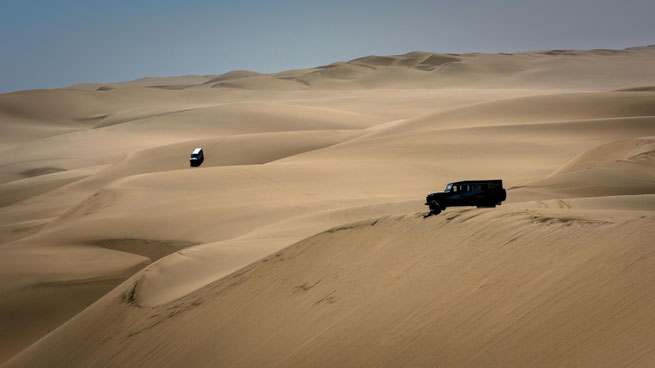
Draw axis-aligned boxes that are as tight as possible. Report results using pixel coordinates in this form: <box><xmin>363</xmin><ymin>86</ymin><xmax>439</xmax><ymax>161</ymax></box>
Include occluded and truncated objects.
<box><xmin>445</xmin><ymin>184</ymin><xmax>453</xmax><ymax>192</ymax></box>
<box><xmin>453</xmin><ymin>186</ymin><xmax>457</xmax><ymax>193</ymax></box>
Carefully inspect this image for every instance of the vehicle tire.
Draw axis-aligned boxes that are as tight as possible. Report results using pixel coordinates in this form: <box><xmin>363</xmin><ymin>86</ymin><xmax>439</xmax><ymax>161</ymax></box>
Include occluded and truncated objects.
<box><xmin>430</xmin><ymin>201</ymin><xmax>442</xmax><ymax>215</ymax></box>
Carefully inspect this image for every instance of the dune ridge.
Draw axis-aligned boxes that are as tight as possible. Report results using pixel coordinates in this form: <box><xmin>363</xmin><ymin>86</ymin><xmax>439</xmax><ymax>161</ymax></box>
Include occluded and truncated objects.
<box><xmin>58</xmin><ymin>45</ymin><xmax>655</xmax><ymax>91</ymax></box>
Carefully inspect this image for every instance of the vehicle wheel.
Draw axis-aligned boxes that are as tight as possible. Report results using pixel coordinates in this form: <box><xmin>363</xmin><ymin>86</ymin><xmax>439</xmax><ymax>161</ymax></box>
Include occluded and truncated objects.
<box><xmin>430</xmin><ymin>201</ymin><xmax>442</xmax><ymax>215</ymax></box>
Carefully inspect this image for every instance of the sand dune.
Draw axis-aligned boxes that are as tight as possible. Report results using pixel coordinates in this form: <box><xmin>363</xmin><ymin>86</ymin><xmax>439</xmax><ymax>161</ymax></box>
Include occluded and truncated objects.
<box><xmin>550</xmin><ymin>136</ymin><xmax>655</xmax><ymax>176</ymax></box>
<box><xmin>57</xmin><ymin>45</ymin><xmax>655</xmax><ymax>92</ymax></box>
<box><xmin>512</xmin><ymin>136</ymin><xmax>655</xmax><ymax>200</ymax></box>
<box><xmin>1</xmin><ymin>46</ymin><xmax>655</xmax><ymax>365</ymax></box>
<box><xmin>66</xmin><ymin>75</ymin><xmax>222</xmax><ymax>91</ymax></box>
<box><xmin>6</xmin><ymin>207</ymin><xmax>655</xmax><ymax>367</ymax></box>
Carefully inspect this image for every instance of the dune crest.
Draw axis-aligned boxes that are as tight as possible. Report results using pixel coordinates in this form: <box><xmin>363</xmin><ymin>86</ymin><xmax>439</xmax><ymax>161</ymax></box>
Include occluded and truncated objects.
<box><xmin>549</xmin><ymin>136</ymin><xmax>655</xmax><ymax>176</ymax></box>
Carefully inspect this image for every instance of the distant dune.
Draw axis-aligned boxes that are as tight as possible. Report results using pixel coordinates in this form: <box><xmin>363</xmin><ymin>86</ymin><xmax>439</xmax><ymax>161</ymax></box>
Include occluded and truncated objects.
<box><xmin>61</xmin><ymin>45</ymin><xmax>655</xmax><ymax>91</ymax></box>
<box><xmin>1</xmin><ymin>46</ymin><xmax>655</xmax><ymax>366</ymax></box>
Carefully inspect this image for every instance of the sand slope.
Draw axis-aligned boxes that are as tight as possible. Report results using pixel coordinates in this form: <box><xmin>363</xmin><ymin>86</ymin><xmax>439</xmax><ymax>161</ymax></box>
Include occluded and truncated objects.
<box><xmin>5</xmin><ymin>206</ymin><xmax>655</xmax><ymax>367</ymax></box>
<box><xmin>1</xmin><ymin>46</ymin><xmax>655</xmax><ymax>365</ymax></box>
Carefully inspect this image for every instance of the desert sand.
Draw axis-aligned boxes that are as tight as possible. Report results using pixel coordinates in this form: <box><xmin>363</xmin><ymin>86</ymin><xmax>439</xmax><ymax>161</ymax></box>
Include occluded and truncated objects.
<box><xmin>1</xmin><ymin>46</ymin><xmax>655</xmax><ymax>367</ymax></box>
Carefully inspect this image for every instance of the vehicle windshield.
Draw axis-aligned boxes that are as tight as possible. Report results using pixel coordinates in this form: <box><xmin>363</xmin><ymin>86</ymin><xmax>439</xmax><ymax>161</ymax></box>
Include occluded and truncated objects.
<box><xmin>445</xmin><ymin>183</ymin><xmax>453</xmax><ymax>192</ymax></box>
<box><xmin>191</xmin><ymin>155</ymin><xmax>198</xmax><ymax>158</ymax></box>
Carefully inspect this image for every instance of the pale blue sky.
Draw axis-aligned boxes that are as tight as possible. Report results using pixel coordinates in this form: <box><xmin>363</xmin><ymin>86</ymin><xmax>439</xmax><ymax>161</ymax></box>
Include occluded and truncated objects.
<box><xmin>1</xmin><ymin>0</ymin><xmax>653</xmax><ymax>93</ymax></box>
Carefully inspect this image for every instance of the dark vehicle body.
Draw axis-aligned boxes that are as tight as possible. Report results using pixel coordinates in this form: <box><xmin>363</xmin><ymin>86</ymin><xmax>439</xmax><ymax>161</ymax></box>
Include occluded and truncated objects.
<box><xmin>190</xmin><ymin>148</ymin><xmax>204</xmax><ymax>167</ymax></box>
<box><xmin>425</xmin><ymin>180</ymin><xmax>506</xmax><ymax>215</ymax></box>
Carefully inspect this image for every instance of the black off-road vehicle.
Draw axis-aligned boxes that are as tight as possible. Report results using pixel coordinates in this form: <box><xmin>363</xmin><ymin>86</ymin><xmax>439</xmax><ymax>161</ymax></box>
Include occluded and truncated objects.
<box><xmin>425</xmin><ymin>180</ymin><xmax>506</xmax><ymax>215</ymax></box>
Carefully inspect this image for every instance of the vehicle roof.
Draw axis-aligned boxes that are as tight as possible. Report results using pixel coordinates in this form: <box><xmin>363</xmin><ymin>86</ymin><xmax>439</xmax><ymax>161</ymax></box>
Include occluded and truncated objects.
<box><xmin>192</xmin><ymin>148</ymin><xmax>203</xmax><ymax>154</ymax></box>
<box><xmin>448</xmin><ymin>180</ymin><xmax>502</xmax><ymax>185</ymax></box>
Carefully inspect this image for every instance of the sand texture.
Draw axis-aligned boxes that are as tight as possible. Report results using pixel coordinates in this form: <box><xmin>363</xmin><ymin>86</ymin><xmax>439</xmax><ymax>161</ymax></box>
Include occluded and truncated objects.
<box><xmin>1</xmin><ymin>46</ymin><xmax>655</xmax><ymax>367</ymax></box>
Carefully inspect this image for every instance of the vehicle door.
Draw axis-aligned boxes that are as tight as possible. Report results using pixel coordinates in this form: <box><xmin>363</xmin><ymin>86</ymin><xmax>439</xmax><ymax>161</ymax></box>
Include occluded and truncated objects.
<box><xmin>461</xmin><ymin>184</ymin><xmax>477</xmax><ymax>206</ymax></box>
<box><xmin>448</xmin><ymin>184</ymin><xmax>466</xmax><ymax>205</ymax></box>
